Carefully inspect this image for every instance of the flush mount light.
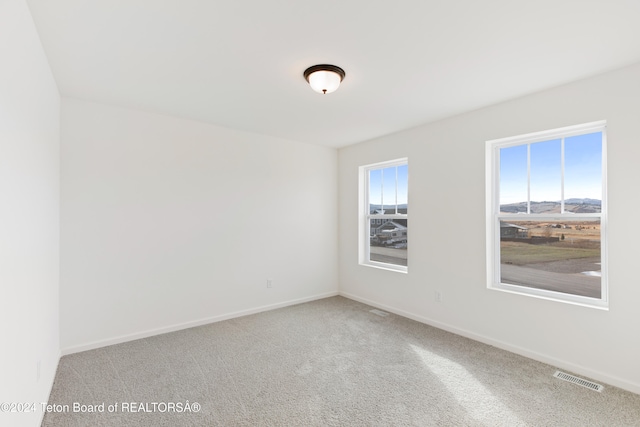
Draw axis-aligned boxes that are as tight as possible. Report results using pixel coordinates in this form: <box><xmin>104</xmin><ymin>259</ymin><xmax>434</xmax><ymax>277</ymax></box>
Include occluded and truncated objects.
<box><xmin>303</xmin><ymin>64</ymin><xmax>346</xmax><ymax>94</ymax></box>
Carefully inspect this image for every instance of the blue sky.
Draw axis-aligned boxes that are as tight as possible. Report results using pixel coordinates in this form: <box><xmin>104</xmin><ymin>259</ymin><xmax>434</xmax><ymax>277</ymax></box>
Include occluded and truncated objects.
<box><xmin>500</xmin><ymin>132</ymin><xmax>602</xmax><ymax>205</ymax></box>
<box><xmin>369</xmin><ymin>164</ymin><xmax>408</xmax><ymax>207</ymax></box>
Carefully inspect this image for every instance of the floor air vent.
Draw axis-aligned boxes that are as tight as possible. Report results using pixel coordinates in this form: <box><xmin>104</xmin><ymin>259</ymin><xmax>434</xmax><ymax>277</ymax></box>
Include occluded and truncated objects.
<box><xmin>553</xmin><ymin>371</ymin><xmax>604</xmax><ymax>392</ymax></box>
<box><xmin>369</xmin><ymin>309</ymin><xmax>389</xmax><ymax>317</ymax></box>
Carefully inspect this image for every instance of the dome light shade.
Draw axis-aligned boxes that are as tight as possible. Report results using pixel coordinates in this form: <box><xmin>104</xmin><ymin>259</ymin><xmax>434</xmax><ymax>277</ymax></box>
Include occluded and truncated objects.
<box><xmin>304</xmin><ymin>64</ymin><xmax>346</xmax><ymax>94</ymax></box>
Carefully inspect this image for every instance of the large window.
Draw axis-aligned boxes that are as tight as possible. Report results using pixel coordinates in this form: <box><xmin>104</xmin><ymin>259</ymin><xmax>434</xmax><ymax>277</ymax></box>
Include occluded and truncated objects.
<box><xmin>360</xmin><ymin>159</ymin><xmax>408</xmax><ymax>272</ymax></box>
<box><xmin>486</xmin><ymin>121</ymin><xmax>607</xmax><ymax>308</ymax></box>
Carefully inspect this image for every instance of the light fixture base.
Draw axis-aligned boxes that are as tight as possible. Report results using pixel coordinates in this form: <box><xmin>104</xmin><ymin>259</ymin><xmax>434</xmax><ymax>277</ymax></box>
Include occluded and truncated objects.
<box><xmin>303</xmin><ymin>64</ymin><xmax>346</xmax><ymax>94</ymax></box>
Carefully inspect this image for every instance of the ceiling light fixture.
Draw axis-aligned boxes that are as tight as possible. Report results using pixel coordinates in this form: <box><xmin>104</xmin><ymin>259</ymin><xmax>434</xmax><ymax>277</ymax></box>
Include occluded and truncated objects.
<box><xmin>303</xmin><ymin>64</ymin><xmax>346</xmax><ymax>94</ymax></box>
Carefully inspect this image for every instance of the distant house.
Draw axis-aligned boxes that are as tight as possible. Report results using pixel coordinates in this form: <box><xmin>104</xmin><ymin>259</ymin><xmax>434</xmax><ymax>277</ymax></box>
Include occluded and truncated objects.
<box><xmin>370</xmin><ymin>218</ymin><xmax>390</xmax><ymax>235</ymax></box>
<box><xmin>369</xmin><ymin>207</ymin><xmax>407</xmax><ymax>236</ymax></box>
<box><xmin>500</xmin><ymin>222</ymin><xmax>528</xmax><ymax>239</ymax></box>
<box><xmin>371</xmin><ymin>220</ymin><xmax>408</xmax><ymax>245</ymax></box>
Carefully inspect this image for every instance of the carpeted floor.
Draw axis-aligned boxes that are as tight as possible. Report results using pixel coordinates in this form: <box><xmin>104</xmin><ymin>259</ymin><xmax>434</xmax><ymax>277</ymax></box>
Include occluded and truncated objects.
<box><xmin>42</xmin><ymin>296</ymin><xmax>640</xmax><ymax>426</ymax></box>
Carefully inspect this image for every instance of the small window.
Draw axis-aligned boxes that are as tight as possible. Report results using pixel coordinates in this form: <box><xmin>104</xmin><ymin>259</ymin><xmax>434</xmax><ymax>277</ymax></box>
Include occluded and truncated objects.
<box><xmin>360</xmin><ymin>159</ymin><xmax>408</xmax><ymax>272</ymax></box>
<box><xmin>486</xmin><ymin>121</ymin><xmax>607</xmax><ymax>308</ymax></box>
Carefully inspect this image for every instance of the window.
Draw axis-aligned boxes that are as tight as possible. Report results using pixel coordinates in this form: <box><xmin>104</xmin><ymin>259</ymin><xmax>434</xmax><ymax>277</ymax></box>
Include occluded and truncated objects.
<box><xmin>360</xmin><ymin>159</ymin><xmax>408</xmax><ymax>272</ymax></box>
<box><xmin>486</xmin><ymin>121</ymin><xmax>607</xmax><ymax>308</ymax></box>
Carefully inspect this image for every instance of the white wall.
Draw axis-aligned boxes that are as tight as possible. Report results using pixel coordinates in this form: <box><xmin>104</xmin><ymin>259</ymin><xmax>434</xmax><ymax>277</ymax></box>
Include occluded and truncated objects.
<box><xmin>60</xmin><ymin>99</ymin><xmax>338</xmax><ymax>352</ymax></box>
<box><xmin>338</xmin><ymin>63</ymin><xmax>640</xmax><ymax>394</ymax></box>
<box><xmin>0</xmin><ymin>1</ymin><xmax>61</xmax><ymax>426</ymax></box>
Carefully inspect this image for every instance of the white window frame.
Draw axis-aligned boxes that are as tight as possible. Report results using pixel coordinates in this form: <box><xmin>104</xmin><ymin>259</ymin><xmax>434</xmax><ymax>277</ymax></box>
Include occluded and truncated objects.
<box><xmin>359</xmin><ymin>158</ymin><xmax>408</xmax><ymax>273</ymax></box>
<box><xmin>485</xmin><ymin>121</ymin><xmax>608</xmax><ymax>309</ymax></box>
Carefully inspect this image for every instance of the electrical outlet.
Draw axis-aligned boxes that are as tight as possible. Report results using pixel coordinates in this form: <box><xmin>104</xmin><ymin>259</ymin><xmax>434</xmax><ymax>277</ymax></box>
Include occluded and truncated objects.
<box><xmin>435</xmin><ymin>291</ymin><xmax>442</xmax><ymax>303</ymax></box>
<box><xmin>266</xmin><ymin>279</ymin><xmax>272</xmax><ymax>288</ymax></box>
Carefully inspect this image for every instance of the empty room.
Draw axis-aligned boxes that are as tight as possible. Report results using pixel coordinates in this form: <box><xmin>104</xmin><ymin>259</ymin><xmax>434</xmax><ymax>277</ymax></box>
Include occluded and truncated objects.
<box><xmin>2</xmin><ymin>0</ymin><xmax>640</xmax><ymax>426</ymax></box>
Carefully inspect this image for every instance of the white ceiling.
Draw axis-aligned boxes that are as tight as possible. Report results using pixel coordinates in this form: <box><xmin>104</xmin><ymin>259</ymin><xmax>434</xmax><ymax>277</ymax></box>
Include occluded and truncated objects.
<box><xmin>26</xmin><ymin>0</ymin><xmax>640</xmax><ymax>148</ymax></box>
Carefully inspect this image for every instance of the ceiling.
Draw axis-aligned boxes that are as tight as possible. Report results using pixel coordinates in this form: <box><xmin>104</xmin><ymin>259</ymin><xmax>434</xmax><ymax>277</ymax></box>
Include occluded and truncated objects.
<box><xmin>26</xmin><ymin>0</ymin><xmax>640</xmax><ymax>148</ymax></box>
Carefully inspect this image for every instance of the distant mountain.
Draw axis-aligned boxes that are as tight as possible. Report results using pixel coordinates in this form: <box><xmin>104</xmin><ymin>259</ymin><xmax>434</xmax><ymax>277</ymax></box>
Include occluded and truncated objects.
<box><xmin>564</xmin><ymin>198</ymin><xmax>601</xmax><ymax>206</ymax></box>
<box><xmin>500</xmin><ymin>199</ymin><xmax>601</xmax><ymax>214</ymax></box>
<box><xmin>369</xmin><ymin>204</ymin><xmax>408</xmax><ymax>210</ymax></box>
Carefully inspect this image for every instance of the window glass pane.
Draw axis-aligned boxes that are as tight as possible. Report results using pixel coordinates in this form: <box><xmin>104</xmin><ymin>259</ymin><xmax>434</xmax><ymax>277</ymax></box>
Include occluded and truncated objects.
<box><xmin>397</xmin><ymin>164</ymin><xmax>408</xmax><ymax>214</ymax></box>
<box><xmin>500</xmin><ymin>219</ymin><xmax>601</xmax><ymax>298</ymax></box>
<box><xmin>530</xmin><ymin>139</ymin><xmax>561</xmax><ymax>210</ymax></box>
<box><xmin>565</xmin><ymin>132</ymin><xmax>602</xmax><ymax>212</ymax></box>
<box><xmin>499</xmin><ymin>145</ymin><xmax>527</xmax><ymax>212</ymax></box>
<box><xmin>370</xmin><ymin>219</ymin><xmax>407</xmax><ymax>267</ymax></box>
<box><xmin>382</xmin><ymin>166</ymin><xmax>397</xmax><ymax>212</ymax></box>
<box><xmin>363</xmin><ymin>160</ymin><xmax>408</xmax><ymax>272</ymax></box>
<box><xmin>369</xmin><ymin>169</ymin><xmax>382</xmax><ymax>213</ymax></box>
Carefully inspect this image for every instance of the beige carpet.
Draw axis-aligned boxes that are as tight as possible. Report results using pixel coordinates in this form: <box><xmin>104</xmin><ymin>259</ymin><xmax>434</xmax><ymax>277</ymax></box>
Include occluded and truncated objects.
<box><xmin>43</xmin><ymin>296</ymin><xmax>640</xmax><ymax>426</ymax></box>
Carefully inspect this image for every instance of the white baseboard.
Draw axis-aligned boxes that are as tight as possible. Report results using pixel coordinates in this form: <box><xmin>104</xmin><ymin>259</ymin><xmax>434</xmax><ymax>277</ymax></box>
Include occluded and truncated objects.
<box><xmin>62</xmin><ymin>291</ymin><xmax>339</xmax><ymax>355</ymax></box>
<box><xmin>339</xmin><ymin>291</ymin><xmax>640</xmax><ymax>396</ymax></box>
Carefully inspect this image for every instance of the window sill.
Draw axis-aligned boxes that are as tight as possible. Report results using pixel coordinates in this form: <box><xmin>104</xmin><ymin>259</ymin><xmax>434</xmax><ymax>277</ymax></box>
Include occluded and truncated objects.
<box><xmin>360</xmin><ymin>261</ymin><xmax>408</xmax><ymax>274</ymax></box>
<box><xmin>488</xmin><ymin>282</ymin><xmax>609</xmax><ymax>310</ymax></box>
